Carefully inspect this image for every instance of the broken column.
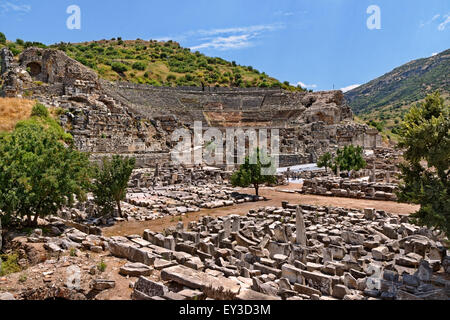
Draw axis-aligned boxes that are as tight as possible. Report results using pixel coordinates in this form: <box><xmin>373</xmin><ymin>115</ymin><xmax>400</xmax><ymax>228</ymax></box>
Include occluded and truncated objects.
<box><xmin>370</xmin><ymin>162</ymin><xmax>376</xmax><ymax>183</ymax></box>
<box><xmin>223</xmin><ymin>218</ymin><xmax>231</xmax><ymax>239</ymax></box>
<box><xmin>231</xmin><ymin>216</ymin><xmax>240</xmax><ymax>233</ymax></box>
<box><xmin>296</xmin><ymin>206</ymin><xmax>307</xmax><ymax>246</ymax></box>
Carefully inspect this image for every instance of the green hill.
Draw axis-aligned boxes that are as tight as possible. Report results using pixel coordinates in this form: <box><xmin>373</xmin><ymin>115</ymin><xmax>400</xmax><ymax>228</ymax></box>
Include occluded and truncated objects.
<box><xmin>344</xmin><ymin>48</ymin><xmax>449</xmax><ymax>140</ymax></box>
<box><xmin>345</xmin><ymin>48</ymin><xmax>449</xmax><ymax>128</ymax></box>
<box><xmin>0</xmin><ymin>33</ymin><xmax>304</xmax><ymax>91</ymax></box>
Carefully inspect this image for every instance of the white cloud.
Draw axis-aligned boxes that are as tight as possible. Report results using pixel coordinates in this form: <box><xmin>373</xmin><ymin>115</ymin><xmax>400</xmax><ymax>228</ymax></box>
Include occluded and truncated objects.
<box><xmin>297</xmin><ymin>81</ymin><xmax>317</xmax><ymax>89</ymax></box>
<box><xmin>340</xmin><ymin>84</ymin><xmax>361</xmax><ymax>93</ymax></box>
<box><xmin>191</xmin><ymin>34</ymin><xmax>255</xmax><ymax>51</ymax></box>
<box><xmin>0</xmin><ymin>1</ymin><xmax>31</xmax><ymax>14</ymax></box>
<box><xmin>194</xmin><ymin>24</ymin><xmax>284</xmax><ymax>37</ymax></box>
<box><xmin>438</xmin><ymin>14</ymin><xmax>450</xmax><ymax>31</ymax></box>
<box><xmin>274</xmin><ymin>10</ymin><xmax>294</xmax><ymax>17</ymax></box>
<box><xmin>156</xmin><ymin>23</ymin><xmax>285</xmax><ymax>51</ymax></box>
<box><xmin>431</xmin><ymin>14</ymin><xmax>441</xmax><ymax>22</ymax></box>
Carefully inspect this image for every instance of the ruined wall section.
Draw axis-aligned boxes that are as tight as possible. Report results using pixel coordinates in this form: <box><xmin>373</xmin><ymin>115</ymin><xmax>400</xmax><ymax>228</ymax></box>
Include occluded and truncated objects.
<box><xmin>100</xmin><ymin>81</ymin><xmax>354</xmax><ymax>129</ymax></box>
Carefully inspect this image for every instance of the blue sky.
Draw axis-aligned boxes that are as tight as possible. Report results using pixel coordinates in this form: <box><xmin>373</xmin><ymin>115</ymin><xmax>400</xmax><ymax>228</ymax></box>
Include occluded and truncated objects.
<box><xmin>1</xmin><ymin>0</ymin><xmax>449</xmax><ymax>91</ymax></box>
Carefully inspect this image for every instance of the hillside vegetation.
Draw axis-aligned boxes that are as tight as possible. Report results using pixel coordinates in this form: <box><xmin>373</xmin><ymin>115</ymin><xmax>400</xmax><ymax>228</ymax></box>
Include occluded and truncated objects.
<box><xmin>345</xmin><ymin>48</ymin><xmax>450</xmax><ymax>140</ymax></box>
<box><xmin>0</xmin><ymin>33</ymin><xmax>304</xmax><ymax>91</ymax></box>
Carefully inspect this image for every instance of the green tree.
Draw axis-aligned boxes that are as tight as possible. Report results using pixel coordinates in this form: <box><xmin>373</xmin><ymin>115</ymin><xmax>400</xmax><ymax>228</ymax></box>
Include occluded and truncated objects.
<box><xmin>230</xmin><ymin>148</ymin><xmax>277</xmax><ymax>196</ymax></box>
<box><xmin>0</xmin><ymin>32</ymin><xmax>6</xmax><ymax>44</ymax></box>
<box><xmin>397</xmin><ymin>92</ymin><xmax>450</xmax><ymax>237</ymax></box>
<box><xmin>91</xmin><ymin>156</ymin><xmax>136</xmax><ymax>217</ymax></box>
<box><xmin>332</xmin><ymin>145</ymin><xmax>367</xmax><ymax>173</ymax></box>
<box><xmin>0</xmin><ymin>106</ymin><xmax>91</xmax><ymax>227</ymax></box>
<box><xmin>317</xmin><ymin>152</ymin><xmax>333</xmax><ymax>173</ymax></box>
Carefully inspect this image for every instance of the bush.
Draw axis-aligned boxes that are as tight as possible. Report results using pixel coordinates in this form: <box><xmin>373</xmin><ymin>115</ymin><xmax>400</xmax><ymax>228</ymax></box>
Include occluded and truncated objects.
<box><xmin>0</xmin><ymin>120</ymin><xmax>91</xmax><ymax>226</ymax></box>
<box><xmin>111</xmin><ymin>62</ymin><xmax>129</xmax><ymax>73</ymax></box>
<box><xmin>132</xmin><ymin>61</ymin><xmax>146</xmax><ymax>71</ymax></box>
<box><xmin>97</xmin><ymin>260</ymin><xmax>107</xmax><ymax>273</ymax></box>
<box><xmin>31</xmin><ymin>103</ymin><xmax>49</xmax><ymax>118</ymax></box>
<box><xmin>367</xmin><ymin>120</ymin><xmax>384</xmax><ymax>132</ymax></box>
<box><xmin>0</xmin><ymin>254</ymin><xmax>21</xmax><ymax>276</ymax></box>
<box><xmin>166</xmin><ymin>74</ymin><xmax>176</xmax><ymax>82</ymax></box>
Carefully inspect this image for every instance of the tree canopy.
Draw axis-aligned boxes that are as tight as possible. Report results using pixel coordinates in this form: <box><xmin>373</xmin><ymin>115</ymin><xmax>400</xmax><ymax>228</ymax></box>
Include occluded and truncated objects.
<box><xmin>0</xmin><ymin>104</ymin><xmax>91</xmax><ymax>226</ymax></box>
<box><xmin>397</xmin><ymin>92</ymin><xmax>450</xmax><ymax>237</ymax></box>
<box><xmin>332</xmin><ymin>145</ymin><xmax>367</xmax><ymax>174</ymax></box>
<box><xmin>91</xmin><ymin>155</ymin><xmax>136</xmax><ymax>217</ymax></box>
<box><xmin>317</xmin><ymin>152</ymin><xmax>333</xmax><ymax>172</ymax></box>
<box><xmin>230</xmin><ymin>148</ymin><xmax>277</xmax><ymax>196</ymax></box>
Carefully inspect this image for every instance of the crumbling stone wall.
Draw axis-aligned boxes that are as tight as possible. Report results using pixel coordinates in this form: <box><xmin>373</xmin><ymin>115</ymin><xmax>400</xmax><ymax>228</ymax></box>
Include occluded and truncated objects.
<box><xmin>301</xmin><ymin>177</ymin><xmax>398</xmax><ymax>201</ymax></box>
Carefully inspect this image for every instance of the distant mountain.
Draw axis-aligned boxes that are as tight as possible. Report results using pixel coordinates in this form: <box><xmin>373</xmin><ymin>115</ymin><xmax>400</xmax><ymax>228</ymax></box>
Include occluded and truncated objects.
<box><xmin>345</xmin><ymin>48</ymin><xmax>450</xmax><ymax>120</ymax></box>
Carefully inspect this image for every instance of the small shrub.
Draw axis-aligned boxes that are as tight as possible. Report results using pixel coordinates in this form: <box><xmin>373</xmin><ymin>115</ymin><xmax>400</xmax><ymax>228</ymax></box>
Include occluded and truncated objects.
<box><xmin>19</xmin><ymin>274</ymin><xmax>27</xmax><ymax>283</ymax></box>
<box><xmin>132</xmin><ymin>61</ymin><xmax>146</xmax><ymax>71</ymax></box>
<box><xmin>69</xmin><ymin>248</ymin><xmax>77</xmax><ymax>257</ymax></box>
<box><xmin>111</xmin><ymin>62</ymin><xmax>129</xmax><ymax>74</ymax></box>
<box><xmin>0</xmin><ymin>32</ymin><xmax>6</xmax><ymax>44</ymax></box>
<box><xmin>0</xmin><ymin>254</ymin><xmax>21</xmax><ymax>276</ymax></box>
<box><xmin>97</xmin><ymin>260</ymin><xmax>107</xmax><ymax>273</ymax></box>
<box><xmin>31</xmin><ymin>103</ymin><xmax>49</xmax><ymax>118</ymax></box>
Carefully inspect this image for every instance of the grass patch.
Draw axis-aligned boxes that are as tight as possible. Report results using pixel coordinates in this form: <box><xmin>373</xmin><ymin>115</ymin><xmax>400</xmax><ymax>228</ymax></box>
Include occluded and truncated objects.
<box><xmin>0</xmin><ymin>253</ymin><xmax>21</xmax><ymax>276</ymax></box>
<box><xmin>0</xmin><ymin>98</ymin><xmax>35</xmax><ymax>132</ymax></box>
<box><xmin>18</xmin><ymin>273</ymin><xmax>27</xmax><ymax>283</ymax></box>
<box><xmin>69</xmin><ymin>248</ymin><xmax>77</xmax><ymax>257</ymax></box>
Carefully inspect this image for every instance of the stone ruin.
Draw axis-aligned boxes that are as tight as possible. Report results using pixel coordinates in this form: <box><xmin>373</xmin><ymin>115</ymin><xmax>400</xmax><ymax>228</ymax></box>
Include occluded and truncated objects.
<box><xmin>300</xmin><ymin>177</ymin><xmax>398</xmax><ymax>202</ymax></box>
<box><xmin>1</xmin><ymin>47</ymin><xmax>382</xmax><ymax>169</ymax></box>
<box><xmin>3</xmin><ymin>202</ymin><xmax>448</xmax><ymax>300</ymax></box>
<box><xmin>56</xmin><ymin>164</ymin><xmax>265</xmax><ymax>226</ymax></box>
<box><xmin>105</xmin><ymin>203</ymin><xmax>450</xmax><ymax>300</ymax></box>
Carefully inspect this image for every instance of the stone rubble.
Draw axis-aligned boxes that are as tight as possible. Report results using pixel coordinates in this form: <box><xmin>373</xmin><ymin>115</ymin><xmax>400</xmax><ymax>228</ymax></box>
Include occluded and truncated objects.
<box><xmin>100</xmin><ymin>203</ymin><xmax>449</xmax><ymax>300</ymax></box>
<box><xmin>300</xmin><ymin>177</ymin><xmax>398</xmax><ymax>201</ymax></box>
<box><xmin>1</xmin><ymin>201</ymin><xmax>449</xmax><ymax>300</ymax></box>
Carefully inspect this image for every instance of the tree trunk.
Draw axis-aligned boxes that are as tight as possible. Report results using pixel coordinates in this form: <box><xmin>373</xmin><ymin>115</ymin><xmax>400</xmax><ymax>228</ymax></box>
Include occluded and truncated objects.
<box><xmin>117</xmin><ymin>200</ymin><xmax>122</xmax><ymax>218</ymax></box>
<box><xmin>33</xmin><ymin>213</ymin><xmax>39</xmax><ymax>226</ymax></box>
<box><xmin>255</xmin><ymin>184</ymin><xmax>259</xmax><ymax>197</ymax></box>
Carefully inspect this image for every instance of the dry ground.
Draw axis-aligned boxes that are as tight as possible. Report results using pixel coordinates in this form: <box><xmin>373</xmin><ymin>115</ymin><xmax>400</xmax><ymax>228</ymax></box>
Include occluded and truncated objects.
<box><xmin>0</xmin><ymin>98</ymin><xmax>35</xmax><ymax>132</ymax></box>
<box><xmin>104</xmin><ymin>184</ymin><xmax>420</xmax><ymax>237</ymax></box>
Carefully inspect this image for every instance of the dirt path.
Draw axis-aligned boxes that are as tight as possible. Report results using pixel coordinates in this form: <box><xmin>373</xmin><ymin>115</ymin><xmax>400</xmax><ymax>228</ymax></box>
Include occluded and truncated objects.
<box><xmin>103</xmin><ymin>184</ymin><xmax>419</xmax><ymax>237</ymax></box>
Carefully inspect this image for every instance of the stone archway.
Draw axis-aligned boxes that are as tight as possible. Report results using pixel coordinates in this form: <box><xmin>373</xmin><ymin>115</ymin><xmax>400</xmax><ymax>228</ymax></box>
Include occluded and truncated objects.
<box><xmin>26</xmin><ymin>62</ymin><xmax>42</xmax><ymax>77</ymax></box>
